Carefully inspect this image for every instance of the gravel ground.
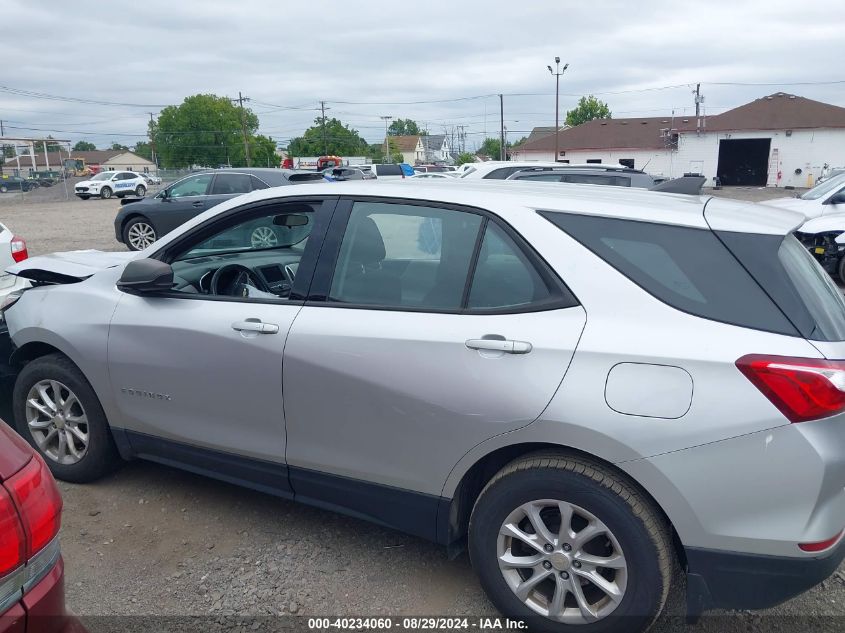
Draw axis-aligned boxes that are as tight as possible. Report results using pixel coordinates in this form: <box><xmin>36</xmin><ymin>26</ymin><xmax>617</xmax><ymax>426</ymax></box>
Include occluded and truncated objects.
<box><xmin>1</xmin><ymin>184</ymin><xmax>844</xmax><ymax>632</ymax></box>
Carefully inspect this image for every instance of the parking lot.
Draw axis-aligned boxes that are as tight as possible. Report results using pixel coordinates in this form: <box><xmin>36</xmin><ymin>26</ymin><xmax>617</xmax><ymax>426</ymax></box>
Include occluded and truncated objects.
<box><xmin>2</xmin><ymin>184</ymin><xmax>844</xmax><ymax>631</ymax></box>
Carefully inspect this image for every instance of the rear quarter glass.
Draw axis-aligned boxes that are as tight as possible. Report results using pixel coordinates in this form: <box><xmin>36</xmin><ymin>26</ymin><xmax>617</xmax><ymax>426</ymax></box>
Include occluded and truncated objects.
<box><xmin>539</xmin><ymin>211</ymin><xmax>799</xmax><ymax>336</ymax></box>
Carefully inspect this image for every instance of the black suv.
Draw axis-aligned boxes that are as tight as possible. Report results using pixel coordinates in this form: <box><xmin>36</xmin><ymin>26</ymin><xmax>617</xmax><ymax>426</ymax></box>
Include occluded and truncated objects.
<box><xmin>114</xmin><ymin>168</ymin><xmax>323</xmax><ymax>250</ymax></box>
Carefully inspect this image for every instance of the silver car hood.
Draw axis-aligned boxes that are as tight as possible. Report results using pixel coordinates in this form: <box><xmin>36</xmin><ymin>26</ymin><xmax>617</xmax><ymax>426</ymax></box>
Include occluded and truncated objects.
<box><xmin>6</xmin><ymin>250</ymin><xmax>134</xmax><ymax>282</ymax></box>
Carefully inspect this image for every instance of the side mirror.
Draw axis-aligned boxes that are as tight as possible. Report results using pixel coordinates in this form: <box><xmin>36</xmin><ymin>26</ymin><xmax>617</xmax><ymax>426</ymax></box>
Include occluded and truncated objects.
<box><xmin>826</xmin><ymin>192</ymin><xmax>845</xmax><ymax>205</ymax></box>
<box><xmin>117</xmin><ymin>259</ymin><xmax>174</xmax><ymax>293</ymax></box>
<box><xmin>158</xmin><ymin>188</ymin><xmax>169</xmax><ymax>200</ymax></box>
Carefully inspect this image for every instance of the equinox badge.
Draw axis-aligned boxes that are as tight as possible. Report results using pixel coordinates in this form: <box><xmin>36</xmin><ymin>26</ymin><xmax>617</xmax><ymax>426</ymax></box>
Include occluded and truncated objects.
<box><xmin>121</xmin><ymin>388</ymin><xmax>172</xmax><ymax>401</ymax></box>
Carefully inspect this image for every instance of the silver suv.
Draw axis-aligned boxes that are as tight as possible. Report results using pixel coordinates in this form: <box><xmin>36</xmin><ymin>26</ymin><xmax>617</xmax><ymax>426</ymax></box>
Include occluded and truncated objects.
<box><xmin>2</xmin><ymin>181</ymin><xmax>845</xmax><ymax>632</ymax></box>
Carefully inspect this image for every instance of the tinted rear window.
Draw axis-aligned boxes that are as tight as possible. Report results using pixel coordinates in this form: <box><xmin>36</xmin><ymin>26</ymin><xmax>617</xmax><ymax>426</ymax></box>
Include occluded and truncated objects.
<box><xmin>375</xmin><ymin>164</ymin><xmax>403</xmax><ymax>176</ymax></box>
<box><xmin>484</xmin><ymin>167</ymin><xmax>522</xmax><ymax>180</ymax></box>
<box><xmin>560</xmin><ymin>174</ymin><xmax>630</xmax><ymax>187</ymax></box>
<box><xmin>540</xmin><ymin>212</ymin><xmax>799</xmax><ymax>336</ymax></box>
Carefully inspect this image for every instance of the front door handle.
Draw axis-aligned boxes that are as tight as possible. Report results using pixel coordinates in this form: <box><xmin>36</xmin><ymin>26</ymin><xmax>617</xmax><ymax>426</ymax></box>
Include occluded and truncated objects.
<box><xmin>232</xmin><ymin>320</ymin><xmax>279</xmax><ymax>334</ymax></box>
<box><xmin>192</xmin><ymin>201</ymin><xmax>204</xmax><ymax>208</ymax></box>
<box><xmin>466</xmin><ymin>338</ymin><xmax>533</xmax><ymax>354</ymax></box>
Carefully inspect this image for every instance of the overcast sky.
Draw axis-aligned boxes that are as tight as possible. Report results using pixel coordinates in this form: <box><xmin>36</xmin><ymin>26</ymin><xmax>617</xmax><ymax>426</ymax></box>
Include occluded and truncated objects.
<box><xmin>2</xmin><ymin>0</ymin><xmax>843</xmax><ymax>152</ymax></box>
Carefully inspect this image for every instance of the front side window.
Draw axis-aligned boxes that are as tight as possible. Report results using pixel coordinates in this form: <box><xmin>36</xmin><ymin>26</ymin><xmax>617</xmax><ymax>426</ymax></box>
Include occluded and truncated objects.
<box><xmin>169</xmin><ymin>174</ymin><xmax>213</xmax><ymax>198</ymax></box>
<box><xmin>168</xmin><ymin>202</ymin><xmax>318</xmax><ymax>300</ymax></box>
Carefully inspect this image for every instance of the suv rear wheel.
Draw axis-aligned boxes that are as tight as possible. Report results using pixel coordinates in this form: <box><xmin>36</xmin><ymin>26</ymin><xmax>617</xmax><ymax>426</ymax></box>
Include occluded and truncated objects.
<box><xmin>13</xmin><ymin>354</ymin><xmax>121</xmax><ymax>483</ymax></box>
<box><xmin>469</xmin><ymin>453</ymin><xmax>673</xmax><ymax>633</ymax></box>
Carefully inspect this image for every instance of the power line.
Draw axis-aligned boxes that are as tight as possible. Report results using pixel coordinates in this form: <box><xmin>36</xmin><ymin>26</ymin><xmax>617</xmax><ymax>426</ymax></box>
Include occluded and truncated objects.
<box><xmin>0</xmin><ymin>85</ymin><xmax>167</xmax><ymax>108</ymax></box>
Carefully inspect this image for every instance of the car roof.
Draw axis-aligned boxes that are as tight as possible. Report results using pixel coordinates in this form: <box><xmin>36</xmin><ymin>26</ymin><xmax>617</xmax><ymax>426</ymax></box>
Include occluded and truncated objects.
<box><xmin>235</xmin><ymin>179</ymin><xmax>803</xmax><ymax>235</ymax></box>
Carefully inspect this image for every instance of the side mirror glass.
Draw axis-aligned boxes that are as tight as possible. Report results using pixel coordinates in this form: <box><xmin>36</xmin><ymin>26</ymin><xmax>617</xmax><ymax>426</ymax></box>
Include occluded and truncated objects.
<box><xmin>117</xmin><ymin>259</ymin><xmax>174</xmax><ymax>293</ymax></box>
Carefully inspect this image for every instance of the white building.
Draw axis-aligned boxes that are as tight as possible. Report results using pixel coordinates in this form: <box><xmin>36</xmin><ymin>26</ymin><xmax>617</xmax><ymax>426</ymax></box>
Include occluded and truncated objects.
<box><xmin>511</xmin><ymin>93</ymin><xmax>845</xmax><ymax>187</ymax></box>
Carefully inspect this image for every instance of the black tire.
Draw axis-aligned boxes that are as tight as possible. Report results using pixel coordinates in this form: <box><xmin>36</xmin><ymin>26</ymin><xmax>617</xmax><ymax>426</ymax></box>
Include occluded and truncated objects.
<box><xmin>0</xmin><ymin>185</ymin><xmax>7</xmax><ymax>193</ymax></box>
<box><xmin>78</xmin><ymin>195</ymin><xmax>90</xmax><ymax>200</ymax></box>
<box><xmin>122</xmin><ymin>216</ymin><xmax>157</xmax><ymax>251</ymax></box>
<box><xmin>469</xmin><ymin>453</ymin><xmax>673</xmax><ymax>633</ymax></box>
<box><xmin>135</xmin><ymin>185</ymin><xmax>146</xmax><ymax>197</ymax></box>
<box><xmin>12</xmin><ymin>354</ymin><xmax>121</xmax><ymax>483</ymax></box>
<box><xmin>100</xmin><ymin>186</ymin><xmax>113</xmax><ymax>199</ymax></box>
<box><xmin>116</xmin><ymin>194</ymin><xmax>125</xmax><ymax>199</ymax></box>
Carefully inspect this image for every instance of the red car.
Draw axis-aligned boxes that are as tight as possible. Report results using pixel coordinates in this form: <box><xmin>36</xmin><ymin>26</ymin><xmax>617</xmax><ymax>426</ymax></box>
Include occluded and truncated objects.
<box><xmin>0</xmin><ymin>420</ymin><xmax>83</xmax><ymax>633</ymax></box>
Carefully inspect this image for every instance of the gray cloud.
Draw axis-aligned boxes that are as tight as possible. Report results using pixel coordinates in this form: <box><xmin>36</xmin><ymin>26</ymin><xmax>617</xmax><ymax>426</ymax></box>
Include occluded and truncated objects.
<box><xmin>2</xmin><ymin>0</ymin><xmax>843</xmax><ymax>150</ymax></box>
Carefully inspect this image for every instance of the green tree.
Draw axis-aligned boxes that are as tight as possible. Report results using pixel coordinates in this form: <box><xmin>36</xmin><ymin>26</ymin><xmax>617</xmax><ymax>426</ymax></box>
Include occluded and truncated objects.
<box><xmin>565</xmin><ymin>95</ymin><xmax>612</xmax><ymax>127</ymax></box>
<box><xmin>368</xmin><ymin>138</ymin><xmax>403</xmax><ymax>164</ymax></box>
<box><xmin>110</xmin><ymin>142</ymin><xmax>129</xmax><ymax>151</ymax></box>
<box><xmin>41</xmin><ymin>136</ymin><xmax>63</xmax><ymax>152</ymax></box>
<box><xmin>479</xmin><ymin>138</ymin><xmax>502</xmax><ymax>159</ymax></box>
<box><xmin>73</xmin><ymin>141</ymin><xmax>96</xmax><ymax>151</ymax></box>
<box><xmin>287</xmin><ymin>117</ymin><xmax>369</xmax><ymax>157</ymax></box>
<box><xmin>455</xmin><ymin>152</ymin><xmax>476</xmax><ymax>166</ymax></box>
<box><xmin>388</xmin><ymin>118</ymin><xmax>426</xmax><ymax>136</ymax></box>
<box><xmin>154</xmin><ymin>94</ymin><xmax>259</xmax><ymax>168</ymax></box>
<box><xmin>509</xmin><ymin>136</ymin><xmax>528</xmax><ymax>148</ymax></box>
<box><xmin>133</xmin><ymin>141</ymin><xmax>153</xmax><ymax>161</ymax></box>
<box><xmin>250</xmin><ymin>135</ymin><xmax>279</xmax><ymax>167</ymax></box>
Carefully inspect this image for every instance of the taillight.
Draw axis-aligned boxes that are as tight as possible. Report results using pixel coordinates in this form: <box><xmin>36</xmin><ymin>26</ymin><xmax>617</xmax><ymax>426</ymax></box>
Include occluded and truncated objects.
<box><xmin>6</xmin><ymin>458</ymin><xmax>62</xmax><ymax>558</ymax></box>
<box><xmin>736</xmin><ymin>354</ymin><xmax>845</xmax><ymax>423</ymax></box>
<box><xmin>10</xmin><ymin>236</ymin><xmax>27</xmax><ymax>263</ymax></box>
<box><xmin>0</xmin><ymin>486</ymin><xmax>24</xmax><ymax>577</ymax></box>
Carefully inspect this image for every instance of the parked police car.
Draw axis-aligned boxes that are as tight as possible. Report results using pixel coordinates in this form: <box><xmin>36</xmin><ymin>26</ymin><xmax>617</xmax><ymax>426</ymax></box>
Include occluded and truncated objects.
<box><xmin>75</xmin><ymin>170</ymin><xmax>147</xmax><ymax>200</ymax></box>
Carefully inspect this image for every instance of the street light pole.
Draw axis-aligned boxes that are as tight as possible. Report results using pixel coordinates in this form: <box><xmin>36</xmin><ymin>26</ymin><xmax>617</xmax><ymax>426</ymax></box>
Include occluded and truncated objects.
<box><xmin>547</xmin><ymin>58</ymin><xmax>569</xmax><ymax>163</ymax></box>
<box><xmin>380</xmin><ymin>116</ymin><xmax>393</xmax><ymax>163</ymax></box>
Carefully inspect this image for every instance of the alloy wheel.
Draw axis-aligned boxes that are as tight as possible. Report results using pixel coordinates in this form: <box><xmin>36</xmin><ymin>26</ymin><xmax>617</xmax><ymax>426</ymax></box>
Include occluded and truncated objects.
<box><xmin>497</xmin><ymin>499</ymin><xmax>628</xmax><ymax>623</ymax></box>
<box><xmin>127</xmin><ymin>222</ymin><xmax>156</xmax><ymax>250</ymax></box>
<box><xmin>250</xmin><ymin>226</ymin><xmax>278</xmax><ymax>248</ymax></box>
<box><xmin>25</xmin><ymin>379</ymin><xmax>89</xmax><ymax>465</ymax></box>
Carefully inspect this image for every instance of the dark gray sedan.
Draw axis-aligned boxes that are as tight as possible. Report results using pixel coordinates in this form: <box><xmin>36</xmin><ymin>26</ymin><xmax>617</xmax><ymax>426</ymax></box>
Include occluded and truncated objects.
<box><xmin>114</xmin><ymin>168</ymin><xmax>323</xmax><ymax>250</ymax></box>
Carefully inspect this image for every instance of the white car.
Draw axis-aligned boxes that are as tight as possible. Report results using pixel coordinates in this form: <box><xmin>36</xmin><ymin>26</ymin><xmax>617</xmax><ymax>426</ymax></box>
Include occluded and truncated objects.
<box><xmin>0</xmin><ymin>222</ymin><xmax>29</xmax><ymax>300</ymax></box>
<box><xmin>75</xmin><ymin>171</ymin><xmax>148</xmax><ymax>200</ymax></box>
<box><xmin>141</xmin><ymin>173</ymin><xmax>162</xmax><ymax>186</ymax></box>
<box><xmin>460</xmin><ymin>161</ymin><xmax>571</xmax><ymax>180</ymax></box>
<box><xmin>763</xmin><ymin>173</ymin><xmax>845</xmax><ymax>220</ymax></box>
<box><xmin>409</xmin><ymin>172</ymin><xmax>458</xmax><ymax>179</ymax></box>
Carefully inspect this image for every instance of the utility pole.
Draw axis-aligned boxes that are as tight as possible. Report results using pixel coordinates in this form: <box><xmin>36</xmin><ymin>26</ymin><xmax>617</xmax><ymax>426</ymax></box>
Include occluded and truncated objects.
<box><xmin>547</xmin><ymin>58</ymin><xmax>569</xmax><ymax>163</ymax></box>
<box><xmin>320</xmin><ymin>101</ymin><xmax>328</xmax><ymax>156</ymax></box>
<box><xmin>238</xmin><ymin>92</ymin><xmax>252</xmax><ymax>166</ymax></box>
<box><xmin>380</xmin><ymin>116</ymin><xmax>393</xmax><ymax>163</ymax></box>
<box><xmin>693</xmin><ymin>84</ymin><xmax>704</xmax><ymax>136</ymax></box>
<box><xmin>148</xmin><ymin>112</ymin><xmax>157</xmax><ymax>168</ymax></box>
<box><xmin>499</xmin><ymin>94</ymin><xmax>505</xmax><ymax>161</ymax></box>
<box><xmin>0</xmin><ymin>120</ymin><xmax>4</xmax><ymax>175</ymax></box>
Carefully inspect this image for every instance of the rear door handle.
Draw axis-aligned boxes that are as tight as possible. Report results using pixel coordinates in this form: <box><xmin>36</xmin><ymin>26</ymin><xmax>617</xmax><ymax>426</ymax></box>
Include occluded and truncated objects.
<box><xmin>466</xmin><ymin>338</ymin><xmax>533</xmax><ymax>354</ymax></box>
<box><xmin>232</xmin><ymin>320</ymin><xmax>279</xmax><ymax>334</ymax></box>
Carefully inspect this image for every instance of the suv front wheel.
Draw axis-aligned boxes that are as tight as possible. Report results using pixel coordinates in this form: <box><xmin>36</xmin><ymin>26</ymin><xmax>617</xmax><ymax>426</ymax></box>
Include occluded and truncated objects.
<box><xmin>12</xmin><ymin>353</ymin><xmax>121</xmax><ymax>483</ymax></box>
<box><xmin>469</xmin><ymin>454</ymin><xmax>673</xmax><ymax>633</ymax></box>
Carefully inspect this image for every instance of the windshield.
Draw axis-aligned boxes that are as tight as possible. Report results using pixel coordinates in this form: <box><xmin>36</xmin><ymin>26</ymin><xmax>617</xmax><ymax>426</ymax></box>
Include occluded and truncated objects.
<box><xmin>90</xmin><ymin>172</ymin><xmax>114</xmax><ymax>181</ymax></box>
<box><xmin>801</xmin><ymin>173</ymin><xmax>845</xmax><ymax>200</ymax></box>
<box><xmin>182</xmin><ymin>214</ymin><xmax>314</xmax><ymax>259</ymax></box>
